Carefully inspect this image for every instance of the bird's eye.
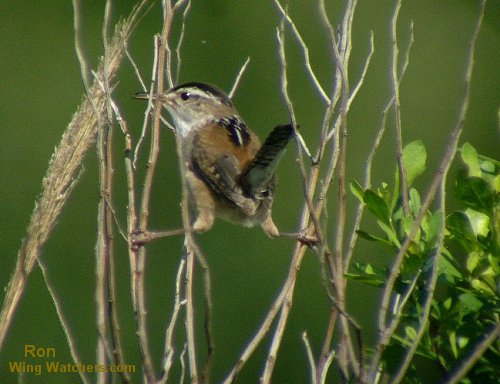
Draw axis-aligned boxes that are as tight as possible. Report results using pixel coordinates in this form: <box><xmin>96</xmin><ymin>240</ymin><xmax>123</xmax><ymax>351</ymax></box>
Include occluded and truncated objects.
<box><xmin>180</xmin><ymin>92</ymin><xmax>190</xmax><ymax>101</ymax></box>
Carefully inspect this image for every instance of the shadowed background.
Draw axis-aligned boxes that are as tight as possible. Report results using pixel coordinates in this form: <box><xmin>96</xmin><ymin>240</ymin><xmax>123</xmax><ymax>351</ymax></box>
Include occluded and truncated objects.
<box><xmin>0</xmin><ymin>0</ymin><xmax>498</xmax><ymax>382</ymax></box>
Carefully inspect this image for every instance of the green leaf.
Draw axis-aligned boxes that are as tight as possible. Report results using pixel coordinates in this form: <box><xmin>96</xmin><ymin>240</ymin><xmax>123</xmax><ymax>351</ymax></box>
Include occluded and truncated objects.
<box><xmin>480</xmin><ymin>160</ymin><xmax>495</xmax><ymax>174</ymax></box>
<box><xmin>466</xmin><ymin>251</ymin><xmax>480</xmax><ymax>273</ymax></box>
<box><xmin>449</xmin><ymin>331</ymin><xmax>458</xmax><ymax>358</ymax></box>
<box><xmin>402</xmin><ymin>215</ymin><xmax>421</xmax><ymax>244</ymax></box>
<box><xmin>438</xmin><ymin>250</ymin><xmax>463</xmax><ymax>280</ymax></box>
<box><xmin>471</xmin><ymin>279</ymin><xmax>495</xmax><ymax>295</ymax></box>
<box><xmin>377</xmin><ymin>220</ymin><xmax>401</xmax><ymax>247</ymax></box>
<box><xmin>408</xmin><ymin>188</ymin><xmax>421</xmax><ymax>216</ymax></box>
<box><xmin>494</xmin><ymin>175</ymin><xmax>500</xmax><ymax>193</ymax></box>
<box><xmin>363</xmin><ymin>190</ymin><xmax>390</xmax><ymax>224</ymax></box>
<box><xmin>457</xmin><ymin>336</ymin><xmax>469</xmax><ymax>350</ymax></box>
<box><xmin>403</xmin><ymin>140</ymin><xmax>427</xmax><ymax>186</ymax></box>
<box><xmin>443</xmin><ymin>297</ymin><xmax>452</xmax><ymax>310</ymax></box>
<box><xmin>446</xmin><ymin>212</ymin><xmax>476</xmax><ymax>242</ymax></box>
<box><xmin>465</xmin><ymin>208</ymin><xmax>490</xmax><ymax>238</ymax></box>
<box><xmin>405</xmin><ymin>326</ymin><xmax>417</xmax><ymax>341</ymax></box>
<box><xmin>344</xmin><ymin>273</ymin><xmax>385</xmax><ymax>287</ymax></box>
<box><xmin>459</xmin><ymin>292</ymin><xmax>483</xmax><ymax>314</ymax></box>
<box><xmin>350</xmin><ymin>180</ymin><xmax>364</xmax><ymax>203</ymax></box>
<box><xmin>488</xmin><ymin>254</ymin><xmax>500</xmax><ymax>275</ymax></box>
<box><xmin>426</xmin><ymin>210</ymin><xmax>443</xmax><ymax>244</ymax></box>
<box><xmin>461</xmin><ymin>142</ymin><xmax>481</xmax><ymax>177</ymax></box>
<box><xmin>356</xmin><ymin>230</ymin><xmax>393</xmax><ymax>246</ymax></box>
<box><xmin>345</xmin><ymin>263</ymin><xmax>384</xmax><ymax>287</ymax></box>
<box><xmin>455</xmin><ymin>176</ymin><xmax>494</xmax><ymax>211</ymax></box>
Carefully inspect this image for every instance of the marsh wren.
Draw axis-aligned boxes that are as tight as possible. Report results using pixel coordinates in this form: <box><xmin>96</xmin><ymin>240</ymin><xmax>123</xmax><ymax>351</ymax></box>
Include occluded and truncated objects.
<box><xmin>136</xmin><ymin>82</ymin><xmax>294</xmax><ymax>237</ymax></box>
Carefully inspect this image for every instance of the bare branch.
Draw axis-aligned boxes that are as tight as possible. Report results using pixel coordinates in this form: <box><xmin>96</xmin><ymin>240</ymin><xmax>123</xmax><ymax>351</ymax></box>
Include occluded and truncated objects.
<box><xmin>443</xmin><ymin>323</ymin><xmax>500</xmax><ymax>384</ymax></box>
<box><xmin>302</xmin><ymin>332</ymin><xmax>318</xmax><ymax>384</ymax></box>
<box><xmin>229</xmin><ymin>57</ymin><xmax>251</xmax><ymax>99</ymax></box>
<box><xmin>184</xmin><ymin>245</ymin><xmax>199</xmax><ymax>383</ymax></box>
<box><xmin>159</xmin><ymin>258</ymin><xmax>187</xmax><ymax>384</ymax></box>
<box><xmin>391</xmin><ymin>0</ymin><xmax>409</xmax><ymax>214</ymax></box>
<box><xmin>37</xmin><ymin>255</ymin><xmax>91</xmax><ymax>384</ymax></box>
<box><xmin>174</xmin><ymin>0</ymin><xmax>192</xmax><ymax>84</ymax></box>
<box><xmin>368</xmin><ymin>1</ymin><xmax>487</xmax><ymax>380</ymax></box>
<box><xmin>0</xmin><ymin>0</ymin><xmax>149</xmax><ymax>352</ymax></box>
<box><xmin>272</xmin><ymin>0</ymin><xmax>329</xmax><ymax>103</ymax></box>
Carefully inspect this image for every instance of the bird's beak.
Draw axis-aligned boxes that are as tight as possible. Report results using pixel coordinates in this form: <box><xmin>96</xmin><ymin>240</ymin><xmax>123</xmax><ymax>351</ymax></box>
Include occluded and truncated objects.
<box><xmin>134</xmin><ymin>91</ymin><xmax>176</xmax><ymax>107</ymax></box>
<box><xmin>134</xmin><ymin>91</ymin><xmax>156</xmax><ymax>100</ymax></box>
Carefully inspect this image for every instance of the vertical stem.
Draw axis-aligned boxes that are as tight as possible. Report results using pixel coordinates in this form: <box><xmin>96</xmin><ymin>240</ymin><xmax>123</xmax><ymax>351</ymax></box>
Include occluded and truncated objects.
<box><xmin>391</xmin><ymin>0</ymin><xmax>409</xmax><ymax>214</ymax></box>
<box><xmin>184</xmin><ymin>246</ymin><xmax>199</xmax><ymax>383</ymax></box>
<box><xmin>96</xmin><ymin>120</ymin><xmax>110</xmax><ymax>384</ymax></box>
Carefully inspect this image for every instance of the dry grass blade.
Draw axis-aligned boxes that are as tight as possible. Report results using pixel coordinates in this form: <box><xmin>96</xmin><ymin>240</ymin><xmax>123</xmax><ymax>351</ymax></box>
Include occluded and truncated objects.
<box><xmin>0</xmin><ymin>1</ymin><xmax>149</xmax><ymax>351</ymax></box>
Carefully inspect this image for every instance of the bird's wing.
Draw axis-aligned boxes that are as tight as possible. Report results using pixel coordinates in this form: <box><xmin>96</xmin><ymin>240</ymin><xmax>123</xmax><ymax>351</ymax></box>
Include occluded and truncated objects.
<box><xmin>191</xmin><ymin>125</ymin><xmax>257</xmax><ymax>215</ymax></box>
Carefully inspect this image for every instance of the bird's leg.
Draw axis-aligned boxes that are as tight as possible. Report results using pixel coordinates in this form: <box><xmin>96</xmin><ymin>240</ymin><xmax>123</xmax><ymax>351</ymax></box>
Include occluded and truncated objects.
<box><xmin>278</xmin><ymin>231</ymin><xmax>319</xmax><ymax>247</ymax></box>
<box><xmin>130</xmin><ymin>228</ymin><xmax>186</xmax><ymax>249</ymax></box>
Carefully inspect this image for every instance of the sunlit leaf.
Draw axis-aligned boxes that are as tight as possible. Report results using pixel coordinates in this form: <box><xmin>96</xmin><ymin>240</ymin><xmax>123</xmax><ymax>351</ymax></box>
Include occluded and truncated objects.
<box><xmin>457</xmin><ymin>336</ymin><xmax>469</xmax><ymax>350</ymax></box>
<box><xmin>377</xmin><ymin>220</ymin><xmax>400</xmax><ymax>247</ymax></box>
<box><xmin>465</xmin><ymin>208</ymin><xmax>490</xmax><ymax>238</ymax></box>
<box><xmin>471</xmin><ymin>279</ymin><xmax>495</xmax><ymax>295</ymax></box>
<box><xmin>408</xmin><ymin>188</ymin><xmax>421</xmax><ymax>216</ymax></box>
<box><xmin>461</xmin><ymin>142</ymin><xmax>481</xmax><ymax>177</ymax></box>
<box><xmin>449</xmin><ymin>331</ymin><xmax>458</xmax><ymax>358</ymax></box>
<box><xmin>427</xmin><ymin>211</ymin><xmax>442</xmax><ymax>243</ymax></box>
<box><xmin>480</xmin><ymin>160</ymin><xmax>495</xmax><ymax>174</ymax></box>
<box><xmin>403</xmin><ymin>140</ymin><xmax>427</xmax><ymax>186</ymax></box>
<box><xmin>466</xmin><ymin>251</ymin><xmax>480</xmax><ymax>273</ymax></box>
<box><xmin>350</xmin><ymin>180</ymin><xmax>364</xmax><ymax>203</ymax></box>
<box><xmin>405</xmin><ymin>326</ymin><xmax>417</xmax><ymax>341</ymax></box>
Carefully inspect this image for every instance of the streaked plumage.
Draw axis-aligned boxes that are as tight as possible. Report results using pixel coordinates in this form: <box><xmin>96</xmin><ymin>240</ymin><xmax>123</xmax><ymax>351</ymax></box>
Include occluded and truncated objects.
<box><xmin>135</xmin><ymin>82</ymin><xmax>294</xmax><ymax>236</ymax></box>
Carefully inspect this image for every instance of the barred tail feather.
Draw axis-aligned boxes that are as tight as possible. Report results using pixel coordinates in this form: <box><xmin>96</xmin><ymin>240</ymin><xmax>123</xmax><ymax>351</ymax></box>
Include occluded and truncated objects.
<box><xmin>242</xmin><ymin>124</ymin><xmax>294</xmax><ymax>197</ymax></box>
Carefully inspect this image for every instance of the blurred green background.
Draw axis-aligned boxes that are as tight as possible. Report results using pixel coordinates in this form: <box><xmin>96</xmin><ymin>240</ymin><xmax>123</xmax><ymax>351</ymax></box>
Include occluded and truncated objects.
<box><xmin>0</xmin><ymin>0</ymin><xmax>498</xmax><ymax>382</ymax></box>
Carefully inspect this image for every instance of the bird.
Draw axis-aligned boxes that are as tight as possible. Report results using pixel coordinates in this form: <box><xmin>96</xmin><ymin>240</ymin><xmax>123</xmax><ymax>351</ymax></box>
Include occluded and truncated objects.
<box><xmin>135</xmin><ymin>82</ymin><xmax>294</xmax><ymax>237</ymax></box>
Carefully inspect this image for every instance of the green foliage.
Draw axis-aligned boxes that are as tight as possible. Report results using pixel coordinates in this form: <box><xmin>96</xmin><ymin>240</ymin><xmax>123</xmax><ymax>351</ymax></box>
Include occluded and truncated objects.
<box><xmin>349</xmin><ymin>141</ymin><xmax>500</xmax><ymax>382</ymax></box>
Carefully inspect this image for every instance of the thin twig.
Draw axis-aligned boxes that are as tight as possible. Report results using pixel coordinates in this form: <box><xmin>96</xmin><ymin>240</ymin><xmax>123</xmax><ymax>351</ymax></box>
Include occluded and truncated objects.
<box><xmin>195</xmin><ymin>244</ymin><xmax>215</xmax><ymax>383</ymax></box>
<box><xmin>389</xmin><ymin>194</ymin><xmax>443</xmax><ymax>384</ymax></box>
<box><xmin>95</xmin><ymin>107</ymin><xmax>111</xmax><ymax>384</ymax></box>
<box><xmin>327</xmin><ymin>32</ymin><xmax>375</xmax><ymax>142</ymax></box>
<box><xmin>318</xmin><ymin>349</ymin><xmax>336</xmax><ymax>384</ymax></box>
<box><xmin>391</xmin><ymin>0</ymin><xmax>409</xmax><ymax>214</ymax></box>
<box><xmin>184</xmin><ymin>245</ymin><xmax>199</xmax><ymax>383</ymax></box>
<box><xmin>125</xmin><ymin>41</ymin><xmax>148</xmax><ymax>92</ymax></box>
<box><xmin>72</xmin><ymin>0</ymin><xmax>92</xmax><ymax>91</ymax></box>
<box><xmin>133</xmin><ymin>34</ymin><xmax>160</xmax><ymax>168</ymax></box>
<box><xmin>443</xmin><ymin>323</ymin><xmax>500</xmax><ymax>384</ymax></box>
<box><xmin>179</xmin><ymin>343</ymin><xmax>188</xmax><ymax>384</ymax></box>
<box><xmin>229</xmin><ymin>57</ymin><xmax>251</xmax><ymax>98</ymax></box>
<box><xmin>222</xmin><ymin>242</ymin><xmax>309</xmax><ymax>383</ymax></box>
<box><xmin>130</xmin><ymin>1</ymin><xmax>181</xmax><ymax>379</ymax></box>
<box><xmin>0</xmin><ymin>0</ymin><xmax>149</xmax><ymax>354</ymax></box>
<box><xmin>302</xmin><ymin>332</ymin><xmax>318</xmax><ymax>384</ymax></box>
<box><xmin>369</xmin><ymin>0</ymin><xmax>486</xmax><ymax>379</ymax></box>
<box><xmin>260</xmin><ymin>19</ymin><xmax>331</xmax><ymax>384</ymax></box>
<box><xmin>276</xmin><ymin>22</ymin><xmax>325</xmax><ymax>248</ymax></box>
<box><xmin>272</xmin><ymin>0</ymin><xmax>329</xmax><ymax>103</ymax></box>
<box><xmin>174</xmin><ymin>0</ymin><xmax>192</xmax><ymax>84</ymax></box>
<box><xmin>345</xmin><ymin>19</ymin><xmax>413</xmax><ymax>270</ymax></box>
<box><xmin>319</xmin><ymin>0</ymin><xmax>358</xmax><ymax>377</ymax></box>
<box><xmin>94</xmin><ymin>2</ymin><xmax>115</xmax><ymax>382</ymax></box>
<box><xmin>159</xmin><ymin>258</ymin><xmax>187</xmax><ymax>384</ymax></box>
<box><xmin>37</xmin><ymin>256</ymin><xmax>91</xmax><ymax>384</ymax></box>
